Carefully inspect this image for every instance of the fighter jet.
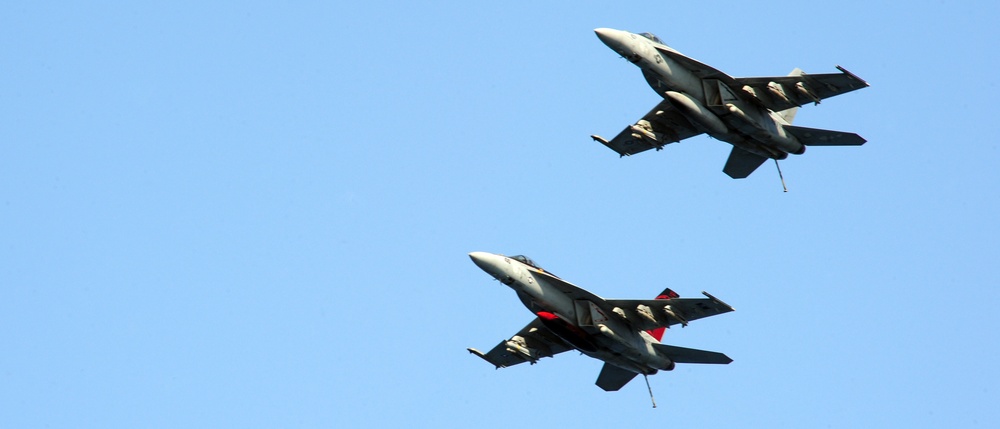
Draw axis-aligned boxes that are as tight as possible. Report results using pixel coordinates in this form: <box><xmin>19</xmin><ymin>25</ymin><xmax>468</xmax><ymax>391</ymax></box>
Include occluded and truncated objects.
<box><xmin>467</xmin><ymin>251</ymin><xmax>733</xmax><ymax>407</ymax></box>
<box><xmin>591</xmin><ymin>28</ymin><xmax>869</xmax><ymax>180</ymax></box>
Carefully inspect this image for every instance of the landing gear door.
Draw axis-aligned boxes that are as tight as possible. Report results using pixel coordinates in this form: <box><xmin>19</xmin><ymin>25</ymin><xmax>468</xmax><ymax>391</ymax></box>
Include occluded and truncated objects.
<box><xmin>574</xmin><ymin>300</ymin><xmax>593</xmax><ymax>326</ymax></box>
<box><xmin>590</xmin><ymin>302</ymin><xmax>610</xmax><ymax>325</ymax></box>
<box><xmin>703</xmin><ymin>79</ymin><xmax>740</xmax><ymax>107</ymax></box>
<box><xmin>577</xmin><ymin>300</ymin><xmax>610</xmax><ymax>326</ymax></box>
<box><xmin>703</xmin><ymin>80</ymin><xmax>721</xmax><ymax>106</ymax></box>
<box><xmin>718</xmin><ymin>81</ymin><xmax>740</xmax><ymax>104</ymax></box>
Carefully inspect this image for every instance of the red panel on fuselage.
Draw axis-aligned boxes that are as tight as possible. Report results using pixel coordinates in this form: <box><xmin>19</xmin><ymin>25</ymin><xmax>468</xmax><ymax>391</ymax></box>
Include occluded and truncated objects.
<box><xmin>535</xmin><ymin>311</ymin><xmax>598</xmax><ymax>353</ymax></box>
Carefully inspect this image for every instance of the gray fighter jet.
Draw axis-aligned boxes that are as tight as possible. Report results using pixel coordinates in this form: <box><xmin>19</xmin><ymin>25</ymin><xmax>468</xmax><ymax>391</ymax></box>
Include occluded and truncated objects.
<box><xmin>591</xmin><ymin>28</ymin><xmax>869</xmax><ymax>179</ymax></box>
<box><xmin>467</xmin><ymin>252</ymin><xmax>733</xmax><ymax>406</ymax></box>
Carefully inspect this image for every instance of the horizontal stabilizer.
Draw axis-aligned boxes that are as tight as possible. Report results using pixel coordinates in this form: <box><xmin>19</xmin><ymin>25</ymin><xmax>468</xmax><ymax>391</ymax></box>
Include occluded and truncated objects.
<box><xmin>595</xmin><ymin>363</ymin><xmax>639</xmax><ymax>391</ymax></box>
<box><xmin>653</xmin><ymin>343</ymin><xmax>732</xmax><ymax>364</ymax></box>
<box><xmin>784</xmin><ymin>125</ymin><xmax>866</xmax><ymax>146</ymax></box>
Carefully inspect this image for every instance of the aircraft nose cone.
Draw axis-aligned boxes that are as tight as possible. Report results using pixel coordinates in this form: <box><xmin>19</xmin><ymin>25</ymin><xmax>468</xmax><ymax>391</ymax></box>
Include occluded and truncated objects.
<box><xmin>594</xmin><ymin>27</ymin><xmax>614</xmax><ymax>43</ymax></box>
<box><xmin>469</xmin><ymin>251</ymin><xmax>491</xmax><ymax>270</ymax></box>
<box><xmin>470</xmin><ymin>251</ymin><xmax>506</xmax><ymax>281</ymax></box>
<box><xmin>594</xmin><ymin>28</ymin><xmax>627</xmax><ymax>52</ymax></box>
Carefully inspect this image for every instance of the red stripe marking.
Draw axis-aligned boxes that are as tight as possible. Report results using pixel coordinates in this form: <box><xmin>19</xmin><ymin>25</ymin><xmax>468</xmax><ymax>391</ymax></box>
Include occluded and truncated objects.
<box><xmin>535</xmin><ymin>311</ymin><xmax>559</xmax><ymax>321</ymax></box>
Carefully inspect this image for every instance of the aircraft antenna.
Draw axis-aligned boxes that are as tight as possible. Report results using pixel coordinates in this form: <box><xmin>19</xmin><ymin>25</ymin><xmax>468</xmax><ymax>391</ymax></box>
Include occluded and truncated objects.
<box><xmin>643</xmin><ymin>373</ymin><xmax>657</xmax><ymax>408</ymax></box>
<box><xmin>774</xmin><ymin>159</ymin><xmax>788</xmax><ymax>192</ymax></box>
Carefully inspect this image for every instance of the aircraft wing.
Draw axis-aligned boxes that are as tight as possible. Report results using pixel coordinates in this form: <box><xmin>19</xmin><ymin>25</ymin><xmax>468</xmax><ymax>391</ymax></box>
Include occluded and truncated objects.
<box><xmin>467</xmin><ymin>318</ymin><xmax>573</xmax><ymax>368</ymax></box>
<box><xmin>592</xmin><ymin>98</ymin><xmax>703</xmax><ymax>157</ymax></box>
<box><xmin>605</xmin><ymin>291</ymin><xmax>735</xmax><ymax>332</ymax></box>
<box><xmin>530</xmin><ymin>269</ymin><xmax>733</xmax><ymax>331</ymax></box>
<box><xmin>735</xmin><ymin>66</ymin><xmax>869</xmax><ymax>112</ymax></box>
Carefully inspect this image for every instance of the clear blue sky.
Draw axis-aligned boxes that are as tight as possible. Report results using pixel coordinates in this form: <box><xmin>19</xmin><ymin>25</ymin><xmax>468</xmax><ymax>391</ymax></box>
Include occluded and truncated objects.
<box><xmin>3</xmin><ymin>1</ymin><xmax>998</xmax><ymax>427</ymax></box>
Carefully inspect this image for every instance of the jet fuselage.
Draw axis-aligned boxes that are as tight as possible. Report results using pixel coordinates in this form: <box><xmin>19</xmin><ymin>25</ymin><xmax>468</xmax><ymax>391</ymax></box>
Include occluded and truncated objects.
<box><xmin>470</xmin><ymin>251</ymin><xmax>673</xmax><ymax>375</ymax></box>
<box><xmin>594</xmin><ymin>27</ymin><xmax>804</xmax><ymax>159</ymax></box>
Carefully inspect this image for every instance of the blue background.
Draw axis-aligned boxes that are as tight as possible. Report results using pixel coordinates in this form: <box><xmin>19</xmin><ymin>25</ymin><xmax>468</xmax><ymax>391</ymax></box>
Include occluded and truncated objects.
<box><xmin>3</xmin><ymin>2</ymin><xmax>998</xmax><ymax>427</ymax></box>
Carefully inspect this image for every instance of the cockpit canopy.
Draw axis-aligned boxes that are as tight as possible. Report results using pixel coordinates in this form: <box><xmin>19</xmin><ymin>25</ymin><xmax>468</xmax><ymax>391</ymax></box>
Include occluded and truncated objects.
<box><xmin>638</xmin><ymin>32</ymin><xmax>664</xmax><ymax>44</ymax></box>
<box><xmin>510</xmin><ymin>255</ymin><xmax>539</xmax><ymax>269</ymax></box>
<box><xmin>510</xmin><ymin>255</ymin><xmax>560</xmax><ymax>278</ymax></box>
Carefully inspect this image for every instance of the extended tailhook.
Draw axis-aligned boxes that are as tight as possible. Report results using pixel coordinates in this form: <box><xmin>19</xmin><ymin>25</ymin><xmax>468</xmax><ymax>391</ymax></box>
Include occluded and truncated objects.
<box><xmin>775</xmin><ymin>159</ymin><xmax>788</xmax><ymax>193</ymax></box>
<box><xmin>643</xmin><ymin>373</ymin><xmax>657</xmax><ymax>408</ymax></box>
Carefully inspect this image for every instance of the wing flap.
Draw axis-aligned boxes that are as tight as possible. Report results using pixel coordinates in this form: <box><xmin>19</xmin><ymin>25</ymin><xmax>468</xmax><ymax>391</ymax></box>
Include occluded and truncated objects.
<box><xmin>595</xmin><ymin>363</ymin><xmax>639</xmax><ymax>391</ymax></box>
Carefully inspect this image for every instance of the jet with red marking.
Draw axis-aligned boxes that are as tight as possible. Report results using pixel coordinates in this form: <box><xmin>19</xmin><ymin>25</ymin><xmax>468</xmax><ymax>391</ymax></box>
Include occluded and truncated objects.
<box><xmin>467</xmin><ymin>252</ymin><xmax>733</xmax><ymax>404</ymax></box>
<box><xmin>590</xmin><ymin>28</ymin><xmax>869</xmax><ymax>179</ymax></box>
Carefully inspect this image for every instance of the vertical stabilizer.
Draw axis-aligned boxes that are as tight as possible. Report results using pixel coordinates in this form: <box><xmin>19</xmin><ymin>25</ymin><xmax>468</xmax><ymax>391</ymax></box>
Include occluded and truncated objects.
<box><xmin>776</xmin><ymin>68</ymin><xmax>804</xmax><ymax>124</ymax></box>
<box><xmin>646</xmin><ymin>288</ymin><xmax>679</xmax><ymax>341</ymax></box>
